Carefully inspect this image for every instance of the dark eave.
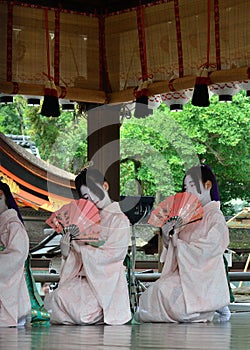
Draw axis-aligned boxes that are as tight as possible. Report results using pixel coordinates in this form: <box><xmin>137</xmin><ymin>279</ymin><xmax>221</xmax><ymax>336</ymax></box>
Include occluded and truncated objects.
<box><xmin>15</xmin><ymin>0</ymin><xmax>162</xmax><ymax>14</ymax></box>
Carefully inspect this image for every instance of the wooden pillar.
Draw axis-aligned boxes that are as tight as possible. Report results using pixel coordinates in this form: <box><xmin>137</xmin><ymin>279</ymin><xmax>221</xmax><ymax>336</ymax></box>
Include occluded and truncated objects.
<box><xmin>87</xmin><ymin>105</ymin><xmax>121</xmax><ymax>201</ymax></box>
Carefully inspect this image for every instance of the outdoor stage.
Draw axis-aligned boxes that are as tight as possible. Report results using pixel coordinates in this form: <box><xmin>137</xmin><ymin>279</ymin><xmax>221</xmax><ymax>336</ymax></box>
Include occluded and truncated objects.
<box><xmin>1</xmin><ymin>311</ymin><xmax>250</xmax><ymax>350</ymax></box>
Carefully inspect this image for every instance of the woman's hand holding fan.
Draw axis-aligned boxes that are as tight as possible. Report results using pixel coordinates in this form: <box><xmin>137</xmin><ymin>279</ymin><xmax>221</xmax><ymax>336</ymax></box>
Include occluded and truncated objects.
<box><xmin>46</xmin><ymin>198</ymin><xmax>101</xmax><ymax>242</ymax></box>
<box><xmin>148</xmin><ymin>192</ymin><xmax>203</xmax><ymax>233</ymax></box>
<box><xmin>60</xmin><ymin>231</ymin><xmax>71</xmax><ymax>258</ymax></box>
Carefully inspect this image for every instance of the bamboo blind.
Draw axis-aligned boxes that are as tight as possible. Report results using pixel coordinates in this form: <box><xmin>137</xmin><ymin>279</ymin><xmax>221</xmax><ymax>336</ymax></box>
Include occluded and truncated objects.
<box><xmin>0</xmin><ymin>0</ymin><xmax>249</xmax><ymax>103</ymax></box>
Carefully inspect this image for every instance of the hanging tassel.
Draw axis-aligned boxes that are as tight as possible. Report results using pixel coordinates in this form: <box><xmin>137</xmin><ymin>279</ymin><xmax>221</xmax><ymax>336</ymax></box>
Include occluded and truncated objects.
<box><xmin>40</xmin><ymin>9</ymin><xmax>60</xmax><ymax>118</ymax></box>
<box><xmin>192</xmin><ymin>0</ymin><xmax>212</xmax><ymax>108</ymax></box>
<box><xmin>134</xmin><ymin>79</ymin><xmax>152</xmax><ymax>118</ymax></box>
<box><xmin>41</xmin><ymin>77</ymin><xmax>60</xmax><ymax>117</ymax></box>
<box><xmin>192</xmin><ymin>73</ymin><xmax>210</xmax><ymax>107</ymax></box>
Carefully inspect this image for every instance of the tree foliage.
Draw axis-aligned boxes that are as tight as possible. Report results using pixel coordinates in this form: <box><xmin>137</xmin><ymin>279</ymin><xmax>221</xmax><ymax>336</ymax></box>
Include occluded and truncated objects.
<box><xmin>172</xmin><ymin>92</ymin><xmax>250</xmax><ymax>211</ymax></box>
<box><xmin>120</xmin><ymin>91</ymin><xmax>250</xmax><ymax>213</ymax></box>
<box><xmin>0</xmin><ymin>97</ymin><xmax>25</xmax><ymax>135</ymax></box>
<box><xmin>0</xmin><ymin>96</ymin><xmax>88</xmax><ymax>174</ymax></box>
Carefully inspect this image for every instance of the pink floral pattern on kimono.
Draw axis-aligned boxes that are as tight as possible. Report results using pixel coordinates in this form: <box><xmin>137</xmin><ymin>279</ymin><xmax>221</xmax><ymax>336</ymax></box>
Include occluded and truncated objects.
<box><xmin>139</xmin><ymin>201</ymin><xmax>230</xmax><ymax>323</ymax></box>
<box><xmin>0</xmin><ymin>209</ymin><xmax>31</xmax><ymax>327</ymax></box>
<box><xmin>45</xmin><ymin>202</ymin><xmax>132</xmax><ymax>325</ymax></box>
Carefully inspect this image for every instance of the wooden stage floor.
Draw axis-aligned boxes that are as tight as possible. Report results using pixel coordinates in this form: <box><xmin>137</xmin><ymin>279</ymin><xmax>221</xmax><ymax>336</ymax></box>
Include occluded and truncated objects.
<box><xmin>1</xmin><ymin>311</ymin><xmax>250</xmax><ymax>349</ymax></box>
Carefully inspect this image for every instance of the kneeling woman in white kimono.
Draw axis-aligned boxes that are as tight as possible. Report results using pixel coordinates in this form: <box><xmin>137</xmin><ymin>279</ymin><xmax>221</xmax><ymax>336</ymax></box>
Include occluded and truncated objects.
<box><xmin>45</xmin><ymin>168</ymin><xmax>131</xmax><ymax>325</ymax></box>
<box><xmin>137</xmin><ymin>164</ymin><xmax>230</xmax><ymax>323</ymax></box>
<box><xmin>0</xmin><ymin>181</ymin><xmax>31</xmax><ymax>327</ymax></box>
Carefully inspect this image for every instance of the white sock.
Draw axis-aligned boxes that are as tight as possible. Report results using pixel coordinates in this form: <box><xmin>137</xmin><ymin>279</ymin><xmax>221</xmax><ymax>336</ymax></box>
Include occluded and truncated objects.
<box><xmin>216</xmin><ymin>305</ymin><xmax>231</xmax><ymax>322</ymax></box>
<box><xmin>17</xmin><ymin>316</ymin><xmax>27</xmax><ymax>328</ymax></box>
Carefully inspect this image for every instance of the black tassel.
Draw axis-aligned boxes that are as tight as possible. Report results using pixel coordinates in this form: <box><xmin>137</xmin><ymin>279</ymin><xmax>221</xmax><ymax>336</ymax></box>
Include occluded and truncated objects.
<box><xmin>192</xmin><ymin>76</ymin><xmax>210</xmax><ymax>107</ymax></box>
<box><xmin>134</xmin><ymin>81</ymin><xmax>152</xmax><ymax>118</ymax></box>
<box><xmin>134</xmin><ymin>93</ymin><xmax>152</xmax><ymax>118</ymax></box>
<box><xmin>41</xmin><ymin>79</ymin><xmax>60</xmax><ymax>118</ymax></box>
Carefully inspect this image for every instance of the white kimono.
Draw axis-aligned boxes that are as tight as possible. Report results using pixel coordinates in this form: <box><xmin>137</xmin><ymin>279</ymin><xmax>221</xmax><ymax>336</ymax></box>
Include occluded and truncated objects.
<box><xmin>139</xmin><ymin>201</ymin><xmax>230</xmax><ymax>323</ymax></box>
<box><xmin>45</xmin><ymin>202</ymin><xmax>132</xmax><ymax>325</ymax></box>
<box><xmin>0</xmin><ymin>209</ymin><xmax>31</xmax><ymax>327</ymax></box>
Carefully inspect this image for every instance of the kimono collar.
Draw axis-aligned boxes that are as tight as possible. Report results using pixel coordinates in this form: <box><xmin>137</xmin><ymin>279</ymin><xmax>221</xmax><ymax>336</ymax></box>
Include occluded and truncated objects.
<box><xmin>100</xmin><ymin>201</ymin><xmax>123</xmax><ymax>217</ymax></box>
<box><xmin>0</xmin><ymin>208</ymin><xmax>20</xmax><ymax>226</ymax></box>
<box><xmin>203</xmin><ymin>200</ymin><xmax>221</xmax><ymax>212</ymax></box>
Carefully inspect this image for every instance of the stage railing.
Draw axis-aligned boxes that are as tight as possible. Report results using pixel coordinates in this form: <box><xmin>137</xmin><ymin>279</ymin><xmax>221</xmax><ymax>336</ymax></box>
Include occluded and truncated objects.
<box><xmin>32</xmin><ymin>272</ymin><xmax>250</xmax><ymax>283</ymax></box>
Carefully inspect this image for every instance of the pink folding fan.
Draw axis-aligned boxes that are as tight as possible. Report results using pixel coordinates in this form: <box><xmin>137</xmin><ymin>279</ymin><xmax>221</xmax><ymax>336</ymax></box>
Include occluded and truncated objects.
<box><xmin>148</xmin><ymin>192</ymin><xmax>203</xmax><ymax>229</ymax></box>
<box><xmin>46</xmin><ymin>198</ymin><xmax>101</xmax><ymax>242</ymax></box>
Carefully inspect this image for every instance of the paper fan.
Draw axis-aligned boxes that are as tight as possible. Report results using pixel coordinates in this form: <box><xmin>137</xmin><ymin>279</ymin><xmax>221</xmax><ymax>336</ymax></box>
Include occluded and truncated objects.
<box><xmin>46</xmin><ymin>199</ymin><xmax>101</xmax><ymax>242</ymax></box>
<box><xmin>148</xmin><ymin>192</ymin><xmax>203</xmax><ymax>229</ymax></box>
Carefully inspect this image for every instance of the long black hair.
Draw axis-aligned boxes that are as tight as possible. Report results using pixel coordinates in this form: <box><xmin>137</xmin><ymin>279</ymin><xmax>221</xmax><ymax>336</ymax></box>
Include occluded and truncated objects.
<box><xmin>75</xmin><ymin>168</ymin><xmax>108</xmax><ymax>201</ymax></box>
<box><xmin>0</xmin><ymin>180</ymin><xmax>24</xmax><ymax>222</ymax></box>
<box><xmin>182</xmin><ymin>164</ymin><xmax>220</xmax><ymax>201</ymax></box>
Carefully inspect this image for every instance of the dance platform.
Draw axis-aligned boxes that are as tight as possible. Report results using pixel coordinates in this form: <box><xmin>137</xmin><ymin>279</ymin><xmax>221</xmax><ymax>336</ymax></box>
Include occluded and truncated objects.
<box><xmin>1</xmin><ymin>311</ymin><xmax>250</xmax><ymax>350</ymax></box>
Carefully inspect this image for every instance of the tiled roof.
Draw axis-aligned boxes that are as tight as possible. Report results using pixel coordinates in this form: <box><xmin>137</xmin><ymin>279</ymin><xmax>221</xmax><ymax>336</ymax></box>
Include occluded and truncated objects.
<box><xmin>0</xmin><ymin>132</ymin><xmax>77</xmax><ymax>211</ymax></box>
<box><xmin>227</xmin><ymin>208</ymin><xmax>250</xmax><ymax>229</ymax></box>
<box><xmin>6</xmin><ymin>134</ymin><xmax>40</xmax><ymax>157</ymax></box>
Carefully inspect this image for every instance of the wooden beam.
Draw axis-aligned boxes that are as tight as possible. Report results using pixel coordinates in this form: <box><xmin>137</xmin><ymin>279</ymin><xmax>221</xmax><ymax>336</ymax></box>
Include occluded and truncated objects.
<box><xmin>0</xmin><ymin>82</ymin><xmax>106</xmax><ymax>104</ymax></box>
<box><xmin>0</xmin><ymin>67</ymin><xmax>249</xmax><ymax>104</ymax></box>
<box><xmin>109</xmin><ymin>67</ymin><xmax>250</xmax><ymax>103</ymax></box>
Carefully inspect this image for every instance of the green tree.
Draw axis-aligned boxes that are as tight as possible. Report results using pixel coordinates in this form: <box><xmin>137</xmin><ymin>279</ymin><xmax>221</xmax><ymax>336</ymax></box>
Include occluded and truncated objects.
<box><xmin>0</xmin><ymin>97</ymin><xmax>24</xmax><ymax>135</ymax></box>
<box><xmin>0</xmin><ymin>96</ymin><xmax>88</xmax><ymax>174</ymax></box>
<box><xmin>25</xmin><ymin>107</ymin><xmax>88</xmax><ymax>173</ymax></box>
<box><xmin>173</xmin><ymin>92</ymin><xmax>250</xmax><ymax>210</ymax></box>
<box><xmin>120</xmin><ymin>91</ymin><xmax>250</xmax><ymax>212</ymax></box>
<box><xmin>45</xmin><ymin>114</ymin><xmax>88</xmax><ymax>174</ymax></box>
<box><xmin>120</xmin><ymin>115</ymin><xmax>193</xmax><ymax>202</ymax></box>
<box><xmin>24</xmin><ymin>105</ymin><xmax>60</xmax><ymax>159</ymax></box>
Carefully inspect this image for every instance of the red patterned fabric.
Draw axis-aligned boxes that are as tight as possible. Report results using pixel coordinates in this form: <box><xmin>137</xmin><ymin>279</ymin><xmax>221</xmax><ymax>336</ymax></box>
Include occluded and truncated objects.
<box><xmin>7</xmin><ymin>2</ymin><xmax>13</xmax><ymax>81</ymax></box>
<box><xmin>174</xmin><ymin>0</ymin><xmax>183</xmax><ymax>78</ymax></box>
